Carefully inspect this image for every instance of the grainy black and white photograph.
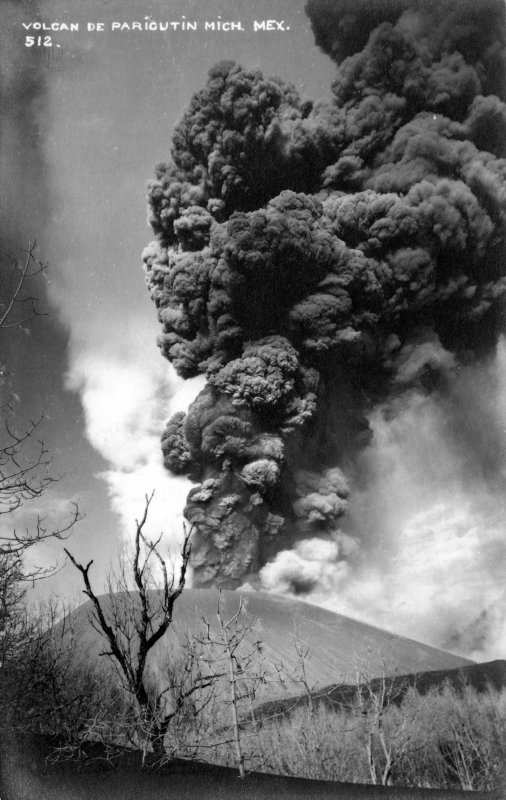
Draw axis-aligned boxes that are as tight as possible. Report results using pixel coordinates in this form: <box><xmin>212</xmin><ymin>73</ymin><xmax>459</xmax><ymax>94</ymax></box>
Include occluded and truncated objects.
<box><xmin>1</xmin><ymin>0</ymin><xmax>506</xmax><ymax>797</ymax></box>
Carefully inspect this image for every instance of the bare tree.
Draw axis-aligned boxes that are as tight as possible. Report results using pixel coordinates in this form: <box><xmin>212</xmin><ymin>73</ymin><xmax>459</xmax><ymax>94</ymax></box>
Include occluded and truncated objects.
<box><xmin>0</xmin><ymin>588</ymin><xmax>131</xmax><ymax>771</ymax></box>
<box><xmin>0</xmin><ymin>243</ymin><xmax>81</xmax><ymax>740</ymax></box>
<box><xmin>151</xmin><ymin>628</ymin><xmax>221</xmax><ymax>762</ymax></box>
<box><xmin>1</xmin><ymin>594</ymin><xmax>71</xmax><ymax>729</ymax></box>
<box><xmin>0</xmin><ymin>241</ymin><xmax>47</xmax><ymax>332</ymax></box>
<box><xmin>65</xmin><ymin>493</ymin><xmax>210</xmax><ymax>761</ymax></box>
<box><xmin>0</xmin><ymin>403</ymin><xmax>80</xmax><ymax>566</ymax></box>
<box><xmin>198</xmin><ymin>593</ymin><xmax>282</xmax><ymax>778</ymax></box>
<box><xmin>351</xmin><ymin>662</ymin><xmax>417</xmax><ymax>786</ymax></box>
<box><xmin>0</xmin><ymin>551</ymin><xmax>29</xmax><ymax>684</ymax></box>
<box><xmin>280</xmin><ymin>629</ymin><xmax>329</xmax><ymax>774</ymax></box>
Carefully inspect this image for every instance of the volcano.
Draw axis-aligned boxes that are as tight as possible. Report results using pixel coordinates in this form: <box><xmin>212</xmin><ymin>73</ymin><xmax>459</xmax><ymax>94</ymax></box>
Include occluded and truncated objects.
<box><xmin>65</xmin><ymin>589</ymin><xmax>471</xmax><ymax>699</ymax></box>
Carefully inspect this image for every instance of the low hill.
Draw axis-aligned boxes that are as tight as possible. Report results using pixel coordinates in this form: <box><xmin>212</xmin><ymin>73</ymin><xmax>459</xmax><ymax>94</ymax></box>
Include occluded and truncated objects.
<box><xmin>254</xmin><ymin>659</ymin><xmax>506</xmax><ymax>721</ymax></box>
<box><xmin>64</xmin><ymin>588</ymin><xmax>471</xmax><ymax>699</ymax></box>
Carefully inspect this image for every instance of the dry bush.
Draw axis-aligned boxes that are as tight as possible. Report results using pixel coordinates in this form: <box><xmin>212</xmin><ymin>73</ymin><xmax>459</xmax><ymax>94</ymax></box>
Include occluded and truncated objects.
<box><xmin>395</xmin><ymin>684</ymin><xmax>506</xmax><ymax>791</ymax></box>
<box><xmin>214</xmin><ymin>681</ymin><xmax>506</xmax><ymax>790</ymax></box>
<box><xmin>251</xmin><ymin>702</ymin><xmax>367</xmax><ymax>781</ymax></box>
<box><xmin>0</xmin><ymin>599</ymin><xmax>127</xmax><ymax>764</ymax></box>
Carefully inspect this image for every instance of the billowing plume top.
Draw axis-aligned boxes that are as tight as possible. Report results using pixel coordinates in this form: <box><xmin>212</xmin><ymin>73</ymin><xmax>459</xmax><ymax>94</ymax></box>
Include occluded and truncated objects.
<box><xmin>147</xmin><ymin>61</ymin><xmax>320</xmax><ymax>247</ymax></box>
<box><xmin>144</xmin><ymin>0</ymin><xmax>506</xmax><ymax>588</ymax></box>
<box><xmin>306</xmin><ymin>0</ymin><xmax>505</xmax><ymax>95</ymax></box>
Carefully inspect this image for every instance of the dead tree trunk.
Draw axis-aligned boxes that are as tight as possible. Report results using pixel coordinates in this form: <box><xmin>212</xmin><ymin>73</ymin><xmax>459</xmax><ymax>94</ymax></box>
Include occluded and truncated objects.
<box><xmin>65</xmin><ymin>493</ymin><xmax>193</xmax><ymax>760</ymax></box>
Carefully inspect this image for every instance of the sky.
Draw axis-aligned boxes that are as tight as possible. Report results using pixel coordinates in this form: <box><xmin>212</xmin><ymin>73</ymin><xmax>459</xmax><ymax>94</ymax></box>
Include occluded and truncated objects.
<box><xmin>1</xmin><ymin>0</ymin><xmax>506</xmax><ymax>662</ymax></box>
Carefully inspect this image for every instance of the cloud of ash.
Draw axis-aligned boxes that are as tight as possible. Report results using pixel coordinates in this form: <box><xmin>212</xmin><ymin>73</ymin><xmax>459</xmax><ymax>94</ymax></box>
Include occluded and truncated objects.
<box><xmin>261</xmin><ymin>339</ymin><xmax>506</xmax><ymax>660</ymax></box>
<box><xmin>143</xmin><ymin>0</ymin><xmax>506</xmax><ymax>655</ymax></box>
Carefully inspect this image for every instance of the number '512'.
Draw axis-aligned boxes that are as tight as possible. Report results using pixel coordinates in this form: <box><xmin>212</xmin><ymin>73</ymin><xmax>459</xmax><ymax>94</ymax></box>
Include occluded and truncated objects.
<box><xmin>25</xmin><ymin>35</ymin><xmax>53</xmax><ymax>46</ymax></box>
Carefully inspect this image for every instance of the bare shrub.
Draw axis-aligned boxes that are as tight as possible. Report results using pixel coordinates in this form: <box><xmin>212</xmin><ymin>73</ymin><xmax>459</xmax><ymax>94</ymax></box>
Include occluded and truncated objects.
<box><xmin>404</xmin><ymin>683</ymin><xmax>506</xmax><ymax>791</ymax></box>
<box><xmin>225</xmin><ymin>663</ymin><xmax>506</xmax><ymax>791</ymax></box>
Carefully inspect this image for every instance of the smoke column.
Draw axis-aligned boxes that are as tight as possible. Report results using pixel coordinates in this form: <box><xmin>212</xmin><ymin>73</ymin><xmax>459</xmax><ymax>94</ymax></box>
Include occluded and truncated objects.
<box><xmin>143</xmin><ymin>0</ymin><xmax>506</xmax><ymax>616</ymax></box>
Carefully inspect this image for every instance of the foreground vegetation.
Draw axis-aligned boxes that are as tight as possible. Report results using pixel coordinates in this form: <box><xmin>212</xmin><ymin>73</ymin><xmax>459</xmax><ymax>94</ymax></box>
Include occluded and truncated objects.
<box><xmin>212</xmin><ymin>684</ymin><xmax>506</xmax><ymax>792</ymax></box>
<box><xmin>3</xmin><ymin>589</ymin><xmax>505</xmax><ymax>793</ymax></box>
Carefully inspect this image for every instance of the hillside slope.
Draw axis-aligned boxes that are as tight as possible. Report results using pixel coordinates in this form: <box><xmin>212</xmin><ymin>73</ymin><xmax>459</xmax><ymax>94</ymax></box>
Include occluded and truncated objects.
<box><xmin>65</xmin><ymin>589</ymin><xmax>472</xmax><ymax>698</ymax></box>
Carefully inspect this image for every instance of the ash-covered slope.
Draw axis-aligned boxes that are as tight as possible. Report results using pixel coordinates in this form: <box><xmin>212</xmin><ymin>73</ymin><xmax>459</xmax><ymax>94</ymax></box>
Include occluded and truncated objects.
<box><xmin>67</xmin><ymin>589</ymin><xmax>471</xmax><ymax>697</ymax></box>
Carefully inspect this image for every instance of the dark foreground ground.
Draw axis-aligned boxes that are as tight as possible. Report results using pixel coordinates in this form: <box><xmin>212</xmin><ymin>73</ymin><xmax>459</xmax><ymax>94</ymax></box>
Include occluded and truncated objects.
<box><xmin>0</xmin><ymin>734</ymin><xmax>503</xmax><ymax>800</ymax></box>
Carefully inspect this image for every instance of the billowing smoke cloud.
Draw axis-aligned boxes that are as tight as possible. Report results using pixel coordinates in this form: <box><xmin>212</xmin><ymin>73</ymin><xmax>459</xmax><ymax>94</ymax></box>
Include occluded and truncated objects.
<box><xmin>143</xmin><ymin>0</ymin><xmax>506</xmax><ymax>624</ymax></box>
<box><xmin>261</xmin><ymin>533</ymin><xmax>358</xmax><ymax>596</ymax></box>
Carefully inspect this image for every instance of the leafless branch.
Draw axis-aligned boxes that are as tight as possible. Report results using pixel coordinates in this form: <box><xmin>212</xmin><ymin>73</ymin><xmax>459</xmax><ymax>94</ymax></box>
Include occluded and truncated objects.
<box><xmin>0</xmin><ymin>242</ymin><xmax>48</xmax><ymax>331</ymax></box>
<box><xmin>65</xmin><ymin>493</ymin><xmax>194</xmax><ymax>758</ymax></box>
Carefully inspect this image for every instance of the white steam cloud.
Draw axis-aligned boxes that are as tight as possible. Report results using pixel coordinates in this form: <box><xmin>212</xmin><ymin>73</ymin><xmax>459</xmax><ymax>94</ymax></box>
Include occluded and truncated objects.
<box><xmin>66</xmin><ymin>333</ymin><xmax>205</xmax><ymax>557</ymax></box>
<box><xmin>261</xmin><ymin>534</ymin><xmax>358</xmax><ymax>596</ymax></box>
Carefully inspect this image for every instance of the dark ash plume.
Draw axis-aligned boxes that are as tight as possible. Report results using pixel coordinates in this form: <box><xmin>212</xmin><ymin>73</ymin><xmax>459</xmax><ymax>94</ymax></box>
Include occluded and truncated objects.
<box><xmin>143</xmin><ymin>1</ymin><xmax>506</xmax><ymax>588</ymax></box>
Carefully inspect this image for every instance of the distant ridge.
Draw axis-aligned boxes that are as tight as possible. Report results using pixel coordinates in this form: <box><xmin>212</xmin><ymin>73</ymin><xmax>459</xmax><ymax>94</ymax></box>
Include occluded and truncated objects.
<box><xmin>67</xmin><ymin>588</ymin><xmax>472</xmax><ymax>699</ymax></box>
<box><xmin>254</xmin><ymin>659</ymin><xmax>506</xmax><ymax>722</ymax></box>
